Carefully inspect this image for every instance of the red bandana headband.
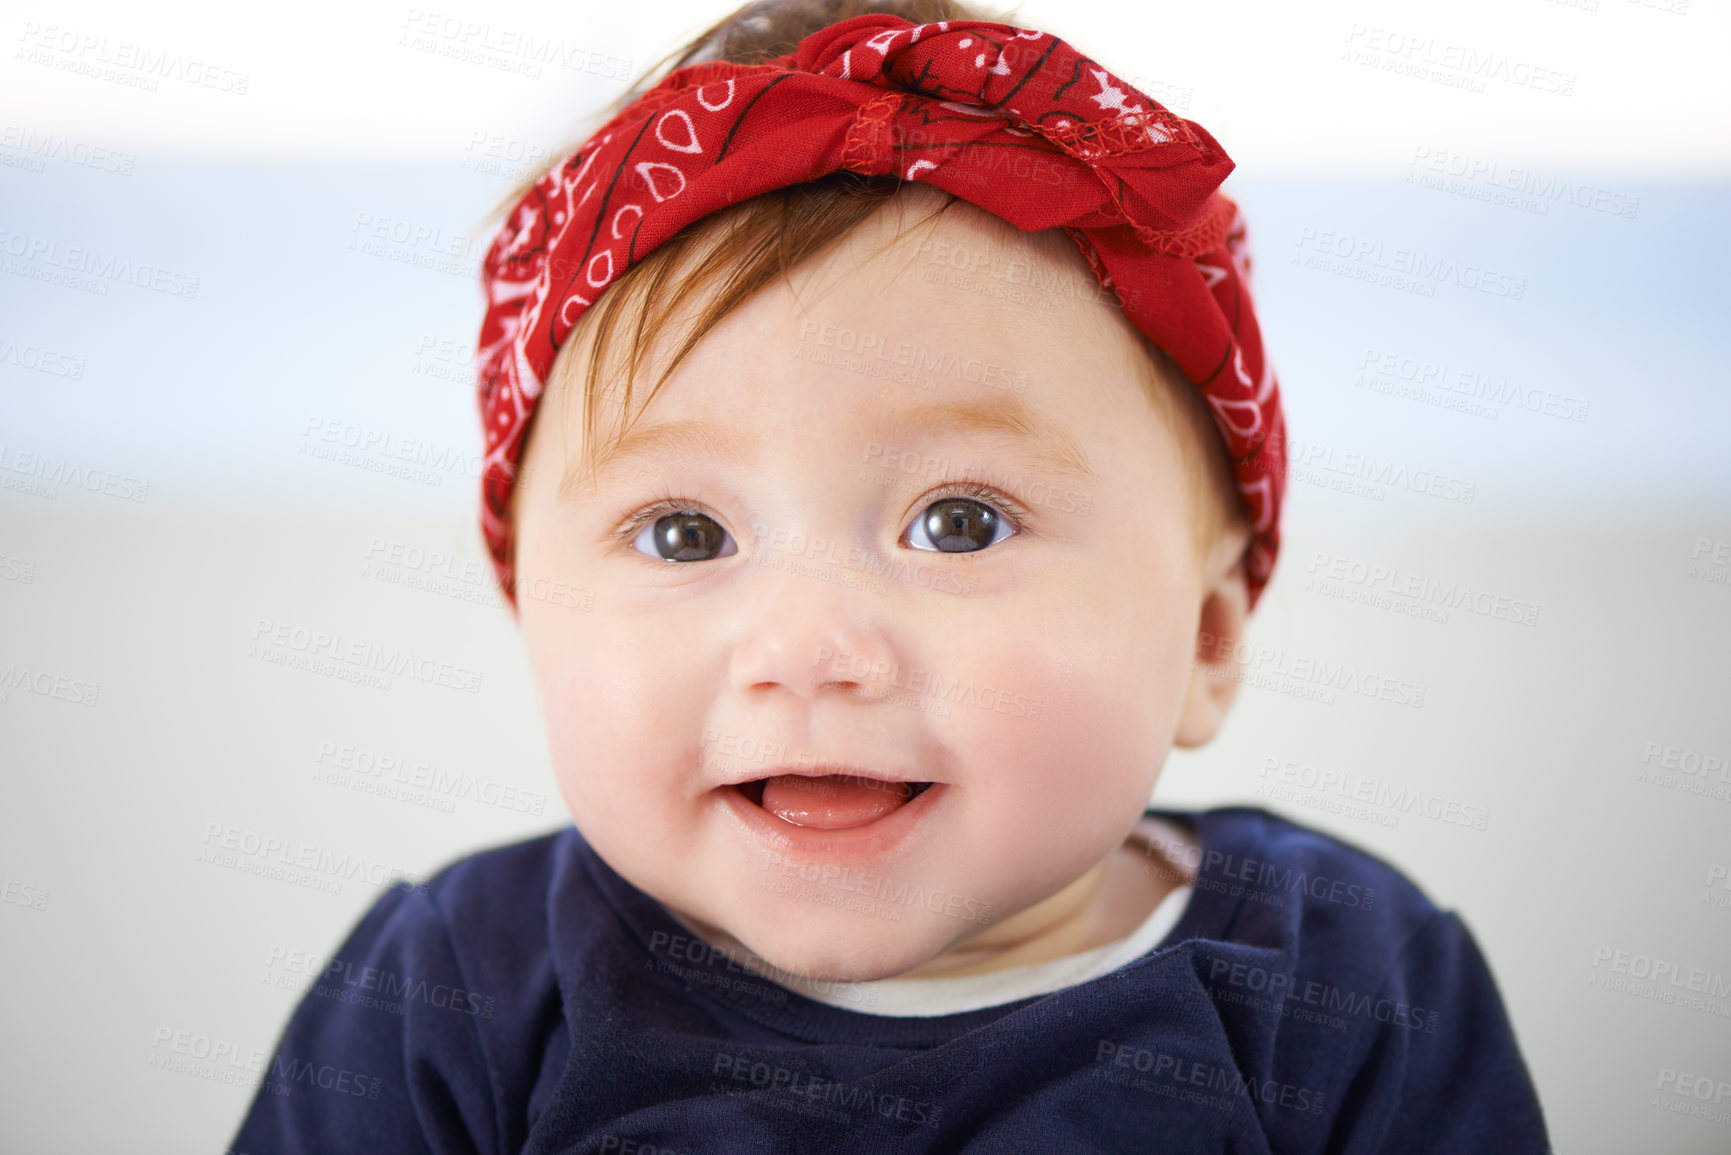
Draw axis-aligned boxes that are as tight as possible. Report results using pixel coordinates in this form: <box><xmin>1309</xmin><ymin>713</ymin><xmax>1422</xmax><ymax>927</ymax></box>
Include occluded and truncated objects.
<box><xmin>476</xmin><ymin>13</ymin><xmax>1286</xmax><ymax>609</ymax></box>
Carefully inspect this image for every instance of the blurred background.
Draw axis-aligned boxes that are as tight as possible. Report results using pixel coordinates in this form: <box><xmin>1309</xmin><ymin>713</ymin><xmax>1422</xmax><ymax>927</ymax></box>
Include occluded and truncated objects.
<box><xmin>2</xmin><ymin>0</ymin><xmax>1728</xmax><ymax>1150</ymax></box>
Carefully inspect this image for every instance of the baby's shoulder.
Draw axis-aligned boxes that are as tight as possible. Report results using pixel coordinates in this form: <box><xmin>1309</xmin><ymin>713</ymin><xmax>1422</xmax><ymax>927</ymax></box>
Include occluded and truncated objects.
<box><xmin>1160</xmin><ymin>804</ymin><xmax>1453</xmax><ymax>963</ymax></box>
<box><xmin>1137</xmin><ymin>807</ymin><xmax>1547</xmax><ymax>1148</ymax></box>
<box><xmin>380</xmin><ymin>827</ymin><xmax>585</xmax><ymax>1074</ymax></box>
<box><xmin>418</xmin><ymin>825</ymin><xmax>574</xmax><ymax>923</ymax></box>
<box><xmin>408</xmin><ymin>827</ymin><xmax>585</xmax><ymax>962</ymax></box>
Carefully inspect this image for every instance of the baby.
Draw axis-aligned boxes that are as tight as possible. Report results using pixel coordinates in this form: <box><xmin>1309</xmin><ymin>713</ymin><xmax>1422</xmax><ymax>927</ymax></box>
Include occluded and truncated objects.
<box><xmin>232</xmin><ymin>2</ymin><xmax>1550</xmax><ymax>1151</ymax></box>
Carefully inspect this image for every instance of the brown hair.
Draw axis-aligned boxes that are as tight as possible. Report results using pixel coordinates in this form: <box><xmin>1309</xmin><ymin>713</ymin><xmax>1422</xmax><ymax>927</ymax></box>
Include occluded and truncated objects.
<box><xmin>506</xmin><ymin>0</ymin><xmax>1245</xmax><ymax>564</ymax></box>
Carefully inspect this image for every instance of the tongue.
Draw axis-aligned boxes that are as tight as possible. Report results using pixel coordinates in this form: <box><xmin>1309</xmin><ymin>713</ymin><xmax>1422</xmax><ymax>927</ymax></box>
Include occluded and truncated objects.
<box><xmin>758</xmin><ymin>774</ymin><xmax>911</xmax><ymax>830</ymax></box>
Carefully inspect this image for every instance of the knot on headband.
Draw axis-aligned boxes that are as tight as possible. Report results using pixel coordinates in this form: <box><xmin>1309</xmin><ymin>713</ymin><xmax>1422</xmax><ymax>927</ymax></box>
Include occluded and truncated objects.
<box><xmin>477</xmin><ymin>13</ymin><xmax>1287</xmax><ymax>608</ymax></box>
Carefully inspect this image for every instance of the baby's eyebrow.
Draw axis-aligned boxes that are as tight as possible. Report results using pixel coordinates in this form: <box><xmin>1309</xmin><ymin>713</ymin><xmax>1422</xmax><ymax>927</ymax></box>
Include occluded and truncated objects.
<box><xmin>571</xmin><ymin>418</ymin><xmax>748</xmax><ymax>497</ymax></box>
<box><xmin>876</xmin><ymin>399</ymin><xmax>1096</xmax><ymax>483</ymax></box>
<box><xmin>565</xmin><ymin>397</ymin><xmax>1095</xmax><ymax>498</ymax></box>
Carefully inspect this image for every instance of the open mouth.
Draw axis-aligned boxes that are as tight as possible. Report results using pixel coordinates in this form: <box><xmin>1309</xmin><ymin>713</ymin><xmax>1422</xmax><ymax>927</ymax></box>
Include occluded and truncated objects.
<box><xmin>735</xmin><ymin>774</ymin><xmax>935</xmax><ymax>831</ymax></box>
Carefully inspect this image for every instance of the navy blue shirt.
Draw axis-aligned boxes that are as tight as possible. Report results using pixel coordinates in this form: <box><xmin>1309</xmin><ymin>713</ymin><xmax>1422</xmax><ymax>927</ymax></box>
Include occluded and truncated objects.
<box><xmin>229</xmin><ymin>806</ymin><xmax>1549</xmax><ymax>1153</ymax></box>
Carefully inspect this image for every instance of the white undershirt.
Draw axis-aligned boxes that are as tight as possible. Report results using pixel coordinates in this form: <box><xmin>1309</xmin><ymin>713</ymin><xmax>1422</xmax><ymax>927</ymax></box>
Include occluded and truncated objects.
<box><xmin>759</xmin><ymin>816</ymin><xmax>1198</xmax><ymax>1017</ymax></box>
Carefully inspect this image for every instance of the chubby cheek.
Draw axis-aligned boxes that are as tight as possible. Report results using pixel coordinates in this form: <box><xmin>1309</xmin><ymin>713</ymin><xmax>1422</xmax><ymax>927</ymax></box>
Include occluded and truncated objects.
<box><xmin>525</xmin><ymin>607</ymin><xmax>707</xmax><ymax>869</ymax></box>
<box><xmin>927</xmin><ymin>604</ymin><xmax>1189</xmax><ymax>899</ymax></box>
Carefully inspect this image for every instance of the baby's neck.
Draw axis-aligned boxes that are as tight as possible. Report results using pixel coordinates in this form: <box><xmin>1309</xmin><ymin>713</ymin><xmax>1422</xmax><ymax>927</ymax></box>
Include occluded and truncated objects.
<box><xmin>670</xmin><ymin>826</ymin><xmax>1179</xmax><ymax>985</ymax></box>
<box><xmin>892</xmin><ymin>838</ymin><xmax>1174</xmax><ymax>980</ymax></box>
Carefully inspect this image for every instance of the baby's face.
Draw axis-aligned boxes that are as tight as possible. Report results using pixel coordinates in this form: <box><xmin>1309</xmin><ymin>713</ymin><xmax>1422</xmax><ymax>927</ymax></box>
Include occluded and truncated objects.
<box><xmin>513</xmin><ymin>190</ymin><xmax>1236</xmax><ymax>983</ymax></box>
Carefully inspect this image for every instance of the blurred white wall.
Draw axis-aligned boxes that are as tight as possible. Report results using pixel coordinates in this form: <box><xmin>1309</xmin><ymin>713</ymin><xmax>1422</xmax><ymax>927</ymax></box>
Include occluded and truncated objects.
<box><xmin>2</xmin><ymin>0</ymin><xmax>1729</xmax><ymax>1151</ymax></box>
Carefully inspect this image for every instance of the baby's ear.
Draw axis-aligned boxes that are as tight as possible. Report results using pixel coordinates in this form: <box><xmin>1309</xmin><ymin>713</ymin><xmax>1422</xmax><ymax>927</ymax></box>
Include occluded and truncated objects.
<box><xmin>1173</xmin><ymin>525</ymin><xmax>1253</xmax><ymax>748</ymax></box>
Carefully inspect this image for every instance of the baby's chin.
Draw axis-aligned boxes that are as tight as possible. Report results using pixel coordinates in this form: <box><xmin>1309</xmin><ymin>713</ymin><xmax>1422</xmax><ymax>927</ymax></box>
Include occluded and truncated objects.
<box><xmin>681</xmin><ymin>898</ymin><xmax>981</xmax><ymax>986</ymax></box>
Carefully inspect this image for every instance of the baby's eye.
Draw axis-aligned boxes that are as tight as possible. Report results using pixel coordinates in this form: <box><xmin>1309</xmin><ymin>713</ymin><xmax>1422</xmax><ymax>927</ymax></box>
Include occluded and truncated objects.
<box><xmin>902</xmin><ymin>485</ymin><xmax>1024</xmax><ymax>554</ymax></box>
<box><xmin>904</xmin><ymin>496</ymin><xmax>1006</xmax><ymax>554</ymax></box>
<box><xmin>620</xmin><ymin>481</ymin><xmax>1025</xmax><ymax>564</ymax></box>
<box><xmin>628</xmin><ymin>508</ymin><xmax>738</xmax><ymax>562</ymax></box>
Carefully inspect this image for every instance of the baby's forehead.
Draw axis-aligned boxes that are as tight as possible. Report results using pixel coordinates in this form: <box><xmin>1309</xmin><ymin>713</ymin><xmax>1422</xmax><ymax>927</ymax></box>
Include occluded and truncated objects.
<box><xmin>570</xmin><ymin>186</ymin><xmax>1119</xmax><ymax>387</ymax></box>
<box><xmin>543</xmin><ymin>181</ymin><xmax>1155</xmax><ymax>458</ymax></box>
<box><xmin>840</xmin><ymin>186</ymin><xmax>1083</xmax><ymax>278</ymax></box>
<box><xmin>768</xmin><ymin>197</ymin><xmax>1114</xmax><ymax>358</ymax></box>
